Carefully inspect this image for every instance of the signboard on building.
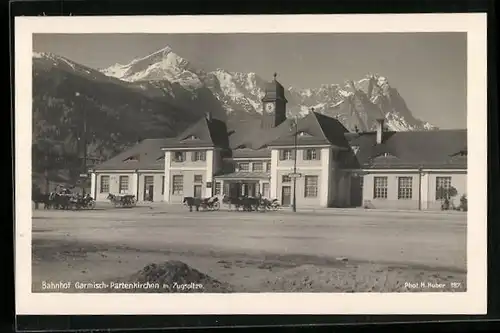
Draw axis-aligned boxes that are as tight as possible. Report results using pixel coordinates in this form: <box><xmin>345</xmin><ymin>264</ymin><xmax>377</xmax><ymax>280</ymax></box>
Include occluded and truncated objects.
<box><xmin>288</xmin><ymin>173</ymin><xmax>302</xmax><ymax>178</ymax></box>
<box><xmin>206</xmin><ymin>181</ymin><xmax>212</xmax><ymax>188</ymax></box>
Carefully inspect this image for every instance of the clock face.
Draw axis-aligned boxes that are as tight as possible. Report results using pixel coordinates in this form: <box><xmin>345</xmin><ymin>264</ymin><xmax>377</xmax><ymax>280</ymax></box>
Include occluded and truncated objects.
<box><xmin>265</xmin><ymin>103</ymin><xmax>275</xmax><ymax>112</ymax></box>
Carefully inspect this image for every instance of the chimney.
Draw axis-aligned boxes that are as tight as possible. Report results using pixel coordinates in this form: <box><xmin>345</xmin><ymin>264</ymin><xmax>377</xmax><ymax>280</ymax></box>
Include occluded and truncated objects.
<box><xmin>376</xmin><ymin>118</ymin><xmax>385</xmax><ymax>144</ymax></box>
<box><xmin>205</xmin><ymin>111</ymin><xmax>212</xmax><ymax>122</ymax></box>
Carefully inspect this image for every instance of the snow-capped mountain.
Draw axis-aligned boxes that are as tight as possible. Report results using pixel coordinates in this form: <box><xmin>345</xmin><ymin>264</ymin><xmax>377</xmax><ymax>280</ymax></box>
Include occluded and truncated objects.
<box><xmin>101</xmin><ymin>45</ymin><xmax>436</xmax><ymax>131</ymax></box>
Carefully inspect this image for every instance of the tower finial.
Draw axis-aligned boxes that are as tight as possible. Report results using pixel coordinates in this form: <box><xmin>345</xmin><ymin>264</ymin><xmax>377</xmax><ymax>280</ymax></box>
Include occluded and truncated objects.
<box><xmin>273</xmin><ymin>72</ymin><xmax>277</xmax><ymax>80</ymax></box>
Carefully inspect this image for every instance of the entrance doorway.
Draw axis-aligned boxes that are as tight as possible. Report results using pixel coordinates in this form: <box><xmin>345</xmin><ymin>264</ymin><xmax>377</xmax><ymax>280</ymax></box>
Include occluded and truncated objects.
<box><xmin>144</xmin><ymin>176</ymin><xmax>154</xmax><ymax>202</ymax></box>
<box><xmin>193</xmin><ymin>185</ymin><xmax>203</xmax><ymax>198</ymax></box>
<box><xmin>281</xmin><ymin>186</ymin><xmax>291</xmax><ymax>206</ymax></box>
<box><xmin>350</xmin><ymin>175</ymin><xmax>363</xmax><ymax>207</ymax></box>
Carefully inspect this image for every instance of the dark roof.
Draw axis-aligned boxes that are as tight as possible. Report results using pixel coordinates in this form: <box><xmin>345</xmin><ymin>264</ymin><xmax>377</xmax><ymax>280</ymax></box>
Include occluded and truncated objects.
<box><xmin>345</xmin><ymin>129</ymin><xmax>467</xmax><ymax>169</ymax></box>
<box><xmin>215</xmin><ymin>171</ymin><xmax>270</xmax><ymax>180</ymax></box>
<box><xmin>267</xmin><ymin>112</ymin><xmax>350</xmax><ymax>149</ymax></box>
<box><xmin>161</xmin><ymin>116</ymin><xmax>229</xmax><ymax>149</ymax></box>
<box><xmin>93</xmin><ymin>139</ymin><xmax>168</xmax><ymax>171</ymax></box>
<box><xmin>231</xmin><ymin>148</ymin><xmax>271</xmax><ymax>158</ymax></box>
<box><xmin>227</xmin><ymin>118</ymin><xmax>293</xmax><ymax>150</ymax></box>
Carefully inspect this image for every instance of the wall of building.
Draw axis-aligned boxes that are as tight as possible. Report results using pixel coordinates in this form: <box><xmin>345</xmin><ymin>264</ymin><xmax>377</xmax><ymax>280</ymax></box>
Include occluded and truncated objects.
<box><xmin>168</xmin><ymin>169</ymin><xmax>208</xmax><ymax>204</ymax></box>
<box><xmin>426</xmin><ymin>172</ymin><xmax>467</xmax><ymax>210</ymax></box>
<box><xmin>361</xmin><ymin>170</ymin><xmax>467</xmax><ymax>210</ymax></box>
<box><xmin>92</xmin><ymin>172</ymin><xmax>137</xmax><ymax>201</ymax></box>
<box><xmin>275</xmin><ymin>168</ymin><xmax>324</xmax><ymax>208</ymax></box>
<box><xmin>276</xmin><ymin>148</ymin><xmax>323</xmax><ymax>169</ymax></box>
<box><xmin>137</xmin><ymin>172</ymin><xmax>164</xmax><ymax>202</ymax></box>
<box><xmin>168</xmin><ymin>150</ymin><xmax>208</xmax><ymax>169</ymax></box>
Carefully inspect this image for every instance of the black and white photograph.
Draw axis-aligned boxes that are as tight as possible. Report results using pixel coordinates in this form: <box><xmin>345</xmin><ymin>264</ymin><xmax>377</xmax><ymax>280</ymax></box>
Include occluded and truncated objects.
<box><xmin>15</xmin><ymin>14</ymin><xmax>487</xmax><ymax>315</ymax></box>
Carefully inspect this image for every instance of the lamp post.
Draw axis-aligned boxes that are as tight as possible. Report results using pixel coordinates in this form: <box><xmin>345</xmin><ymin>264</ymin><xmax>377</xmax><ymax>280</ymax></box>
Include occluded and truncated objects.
<box><xmin>75</xmin><ymin>92</ymin><xmax>88</xmax><ymax>196</ymax></box>
<box><xmin>292</xmin><ymin>117</ymin><xmax>298</xmax><ymax>212</ymax></box>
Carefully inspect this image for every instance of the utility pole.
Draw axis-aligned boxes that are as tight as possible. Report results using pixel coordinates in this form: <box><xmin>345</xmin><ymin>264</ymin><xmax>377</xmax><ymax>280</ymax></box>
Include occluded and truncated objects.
<box><xmin>76</xmin><ymin>92</ymin><xmax>88</xmax><ymax>196</ymax></box>
<box><xmin>292</xmin><ymin>116</ymin><xmax>298</xmax><ymax>213</ymax></box>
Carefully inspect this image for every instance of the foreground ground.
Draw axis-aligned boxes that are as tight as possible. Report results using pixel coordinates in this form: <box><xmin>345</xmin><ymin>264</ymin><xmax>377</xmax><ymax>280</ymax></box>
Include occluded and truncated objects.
<box><xmin>31</xmin><ymin>204</ymin><xmax>467</xmax><ymax>292</ymax></box>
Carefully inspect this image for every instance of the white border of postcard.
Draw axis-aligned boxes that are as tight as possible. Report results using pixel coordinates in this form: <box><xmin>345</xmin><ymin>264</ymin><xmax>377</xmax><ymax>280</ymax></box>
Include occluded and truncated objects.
<box><xmin>15</xmin><ymin>13</ymin><xmax>487</xmax><ymax>315</ymax></box>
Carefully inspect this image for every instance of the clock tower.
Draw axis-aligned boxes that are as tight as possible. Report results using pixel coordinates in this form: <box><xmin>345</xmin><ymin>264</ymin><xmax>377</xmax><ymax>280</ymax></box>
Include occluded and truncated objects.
<box><xmin>261</xmin><ymin>73</ymin><xmax>287</xmax><ymax>129</ymax></box>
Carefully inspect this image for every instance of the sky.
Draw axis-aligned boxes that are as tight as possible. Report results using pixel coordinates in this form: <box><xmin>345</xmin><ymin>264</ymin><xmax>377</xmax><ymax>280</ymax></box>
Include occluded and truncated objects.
<box><xmin>33</xmin><ymin>33</ymin><xmax>467</xmax><ymax>129</ymax></box>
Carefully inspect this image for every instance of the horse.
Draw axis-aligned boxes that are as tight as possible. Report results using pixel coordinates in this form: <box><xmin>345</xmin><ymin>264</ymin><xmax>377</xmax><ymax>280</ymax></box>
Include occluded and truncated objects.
<box><xmin>32</xmin><ymin>190</ymin><xmax>50</xmax><ymax>210</ymax></box>
<box><xmin>183</xmin><ymin>197</ymin><xmax>203</xmax><ymax>212</ymax></box>
<box><xmin>50</xmin><ymin>193</ymin><xmax>72</xmax><ymax>210</ymax></box>
<box><xmin>222</xmin><ymin>195</ymin><xmax>259</xmax><ymax>211</ymax></box>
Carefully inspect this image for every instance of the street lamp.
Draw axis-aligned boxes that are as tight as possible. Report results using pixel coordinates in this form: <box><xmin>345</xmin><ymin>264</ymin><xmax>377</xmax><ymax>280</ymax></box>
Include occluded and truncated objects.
<box><xmin>75</xmin><ymin>92</ymin><xmax>88</xmax><ymax>196</ymax></box>
<box><xmin>291</xmin><ymin>117</ymin><xmax>298</xmax><ymax>212</ymax></box>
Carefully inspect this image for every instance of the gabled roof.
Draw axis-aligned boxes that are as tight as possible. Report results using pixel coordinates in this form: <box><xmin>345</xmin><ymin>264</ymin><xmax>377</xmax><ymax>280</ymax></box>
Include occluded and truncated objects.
<box><xmin>345</xmin><ymin>129</ymin><xmax>467</xmax><ymax>169</ymax></box>
<box><xmin>227</xmin><ymin>118</ymin><xmax>293</xmax><ymax>151</ymax></box>
<box><xmin>267</xmin><ymin>112</ymin><xmax>350</xmax><ymax>149</ymax></box>
<box><xmin>93</xmin><ymin>138</ymin><xmax>169</xmax><ymax>171</ymax></box>
<box><xmin>161</xmin><ymin>116</ymin><xmax>229</xmax><ymax>149</ymax></box>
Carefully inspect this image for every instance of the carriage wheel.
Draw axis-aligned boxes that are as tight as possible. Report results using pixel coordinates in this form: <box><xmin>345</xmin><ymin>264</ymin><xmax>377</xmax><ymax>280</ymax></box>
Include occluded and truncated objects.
<box><xmin>213</xmin><ymin>202</ymin><xmax>220</xmax><ymax>211</ymax></box>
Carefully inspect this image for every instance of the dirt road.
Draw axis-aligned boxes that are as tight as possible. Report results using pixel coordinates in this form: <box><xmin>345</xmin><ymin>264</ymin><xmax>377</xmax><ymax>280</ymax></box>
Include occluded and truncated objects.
<box><xmin>31</xmin><ymin>206</ymin><xmax>467</xmax><ymax>292</ymax></box>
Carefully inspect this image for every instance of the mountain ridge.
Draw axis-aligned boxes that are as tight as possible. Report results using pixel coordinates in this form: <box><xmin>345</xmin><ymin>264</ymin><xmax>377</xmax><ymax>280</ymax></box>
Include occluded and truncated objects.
<box><xmin>99</xmin><ymin>45</ymin><xmax>436</xmax><ymax>132</ymax></box>
<box><xmin>31</xmin><ymin>46</ymin><xmax>436</xmax><ymax>190</ymax></box>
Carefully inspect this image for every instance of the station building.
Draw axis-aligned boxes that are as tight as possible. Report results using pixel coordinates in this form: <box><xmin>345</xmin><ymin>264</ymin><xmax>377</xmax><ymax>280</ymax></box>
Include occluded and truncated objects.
<box><xmin>90</xmin><ymin>76</ymin><xmax>467</xmax><ymax>210</ymax></box>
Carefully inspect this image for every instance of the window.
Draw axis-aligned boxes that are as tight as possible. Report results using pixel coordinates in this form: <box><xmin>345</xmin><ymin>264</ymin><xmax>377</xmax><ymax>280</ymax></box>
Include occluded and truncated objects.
<box><xmin>252</xmin><ymin>162</ymin><xmax>263</xmax><ymax>172</ymax></box>
<box><xmin>173</xmin><ymin>151</ymin><xmax>185</xmax><ymax>162</ymax></box>
<box><xmin>282</xmin><ymin>175</ymin><xmax>291</xmax><ymax>183</ymax></box>
<box><xmin>100</xmin><ymin>175</ymin><xmax>110</xmax><ymax>193</ymax></box>
<box><xmin>215</xmin><ymin>182</ymin><xmax>222</xmax><ymax>195</ymax></box>
<box><xmin>119</xmin><ymin>175</ymin><xmax>129</xmax><ymax>193</ymax></box>
<box><xmin>435</xmin><ymin>177</ymin><xmax>452</xmax><ymax>200</ymax></box>
<box><xmin>303</xmin><ymin>149</ymin><xmax>319</xmax><ymax>160</ymax></box>
<box><xmin>280</xmin><ymin>149</ymin><xmax>293</xmax><ymax>160</ymax></box>
<box><xmin>238</xmin><ymin>162</ymin><xmax>250</xmax><ymax>171</ymax></box>
<box><xmin>398</xmin><ymin>177</ymin><xmax>413</xmax><ymax>199</ymax></box>
<box><xmin>262</xmin><ymin>183</ymin><xmax>270</xmax><ymax>198</ymax></box>
<box><xmin>373</xmin><ymin>176</ymin><xmax>388</xmax><ymax>199</ymax></box>
<box><xmin>161</xmin><ymin>176</ymin><xmax>165</xmax><ymax>195</ymax></box>
<box><xmin>194</xmin><ymin>174</ymin><xmax>203</xmax><ymax>183</ymax></box>
<box><xmin>266</xmin><ymin>161</ymin><xmax>271</xmax><ymax>172</ymax></box>
<box><xmin>360</xmin><ymin>176</ymin><xmax>364</xmax><ymax>191</ymax></box>
<box><xmin>172</xmin><ymin>175</ymin><xmax>183</xmax><ymax>195</ymax></box>
<box><xmin>304</xmin><ymin>176</ymin><xmax>318</xmax><ymax>197</ymax></box>
<box><xmin>192</xmin><ymin>151</ymin><xmax>206</xmax><ymax>161</ymax></box>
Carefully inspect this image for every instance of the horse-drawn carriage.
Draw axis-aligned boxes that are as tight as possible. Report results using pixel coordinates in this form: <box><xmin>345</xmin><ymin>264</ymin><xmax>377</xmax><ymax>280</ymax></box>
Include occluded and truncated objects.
<box><xmin>222</xmin><ymin>195</ymin><xmax>280</xmax><ymax>212</ymax></box>
<box><xmin>182</xmin><ymin>196</ymin><xmax>220</xmax><ymax>212</ymax></box>
<box><xmin>32</xmin><ymin>187</ymin><xmax>96</xmax><ymax>210</ymax></box>
<box><xmin>107</xmin><ymin>193</ymin><xmax>137</xmax><ymax>208</ymax></box>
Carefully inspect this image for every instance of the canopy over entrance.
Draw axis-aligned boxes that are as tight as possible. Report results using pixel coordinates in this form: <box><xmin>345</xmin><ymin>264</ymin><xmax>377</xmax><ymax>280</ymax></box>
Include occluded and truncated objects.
<box><xmin>215</xmin><ymin>172</ymin><xmax>270</xmax><ymax>198</ymax></box>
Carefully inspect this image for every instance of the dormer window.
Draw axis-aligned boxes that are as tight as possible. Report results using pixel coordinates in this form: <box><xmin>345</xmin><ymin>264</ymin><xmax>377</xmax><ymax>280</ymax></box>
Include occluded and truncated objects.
<box><xmin>297</xmin><ymin>131</ymin><xmax>312</xmax><ymax>137</ymax></box>
<box><xmin>123</xmin><ymin>155</ymin><xmax>139</xmax><ymax>162</ymax></box>
<box><xmin>452</xmin><ymin>150</ymin><xmax>467</xmax><ymax>157</ymax></box>
<box><xmin>173</xmin><ymin>151</ymin><xmax>186</xmax><ymax>162</ymax></box>
<box><xmin>183</xmin><ymin>135</ymin><xmax>199</xmax><ymax>141</ymax></box>
<box><xmin>351</xmin><ymin>145</ymin><xmax>360</xmax><ymax>155</ymax></box>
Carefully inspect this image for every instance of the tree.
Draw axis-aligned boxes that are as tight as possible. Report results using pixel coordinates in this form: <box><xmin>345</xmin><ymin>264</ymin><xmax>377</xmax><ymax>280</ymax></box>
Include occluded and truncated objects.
<box><xmin>436</xmin><ymin>186</ymin><xmax>458</xmax><ymax>210</ymax></box>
